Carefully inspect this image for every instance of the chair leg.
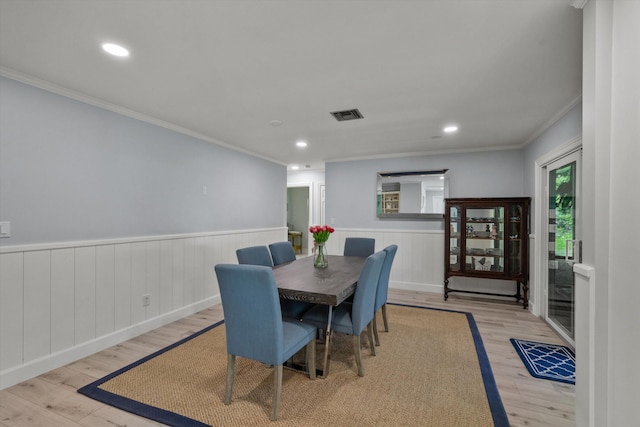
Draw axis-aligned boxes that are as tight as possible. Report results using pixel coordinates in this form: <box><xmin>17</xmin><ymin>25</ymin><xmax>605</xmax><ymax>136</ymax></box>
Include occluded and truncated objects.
<box><xmin>373</xmin><ymin>311</ymin><xmax>380</xmax><ymax>346</ymax></box>
<box><xmin>224</xmin><ymin>354</ymin><xmax>236</xmax><ymax>405</ymax></box>
<box><xmin>381</xmin><ymin>303</ymin><xmax>389</xmax><ymax>332</ymax></box>
<box><xmin>367</xmin><ymin>322</ymin><xmax>376</xmax><ymax>356</ymax></box>
<box><xmin>353</xmin><ymin>335</ymin><xmax>365</xmax><ymax>377</ymax></box>
<box><xmin>271</xmin><ymin>365</ymin><xmax>283</xmax><ymax>421</ymax></box>
<box><xmin>306</xmin><ymin>338</ymin><xmax>316</xmax><ymax>379</ymax></box>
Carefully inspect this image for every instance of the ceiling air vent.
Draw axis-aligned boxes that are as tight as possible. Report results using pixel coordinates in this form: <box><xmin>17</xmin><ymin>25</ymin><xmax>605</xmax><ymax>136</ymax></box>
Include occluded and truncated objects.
<box><xmin>330</xmin><ymin>108</ymin><xmax>364</xmax><ymax>122</ymax></box>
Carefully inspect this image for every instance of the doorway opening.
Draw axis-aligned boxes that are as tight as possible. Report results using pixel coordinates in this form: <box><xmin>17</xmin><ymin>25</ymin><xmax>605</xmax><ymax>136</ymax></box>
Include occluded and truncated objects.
<box><xmin>287</xmin><ymin>186</ymin><xmax>310</xmax><ymax>255</ymax></box>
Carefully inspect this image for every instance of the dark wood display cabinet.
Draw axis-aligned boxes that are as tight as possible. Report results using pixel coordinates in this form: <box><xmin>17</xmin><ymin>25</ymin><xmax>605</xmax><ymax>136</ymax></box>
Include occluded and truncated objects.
<box><xmin>444</xmin><ymin>197</ymin><xmax>530</xmax><ymax>309</ymax></box>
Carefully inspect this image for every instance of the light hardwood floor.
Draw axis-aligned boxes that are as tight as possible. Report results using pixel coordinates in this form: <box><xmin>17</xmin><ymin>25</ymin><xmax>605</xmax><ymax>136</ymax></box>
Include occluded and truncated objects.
<box><xmin>0</xmin><ymin>290</ymin><xmax>575</xmax><ymax>426</ymax></box>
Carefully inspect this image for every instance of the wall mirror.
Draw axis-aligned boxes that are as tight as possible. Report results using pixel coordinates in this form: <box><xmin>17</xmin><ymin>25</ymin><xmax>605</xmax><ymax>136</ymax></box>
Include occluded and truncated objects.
<box><xmin>376</xmin><ymin>169</ymin><xmax>449</xmax><ymax>219</ymax></box>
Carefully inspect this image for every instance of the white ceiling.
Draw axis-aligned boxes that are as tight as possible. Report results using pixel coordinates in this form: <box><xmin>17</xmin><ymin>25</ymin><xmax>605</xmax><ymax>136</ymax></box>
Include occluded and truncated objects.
<box><xmin>0</xmin><ymin>0</ymin><xmax>583</xmax><ymax>170</ymax></box>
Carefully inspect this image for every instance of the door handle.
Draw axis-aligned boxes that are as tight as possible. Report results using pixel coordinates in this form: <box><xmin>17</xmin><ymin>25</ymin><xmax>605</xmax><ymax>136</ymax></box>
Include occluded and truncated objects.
<box><xmin>565</xmin><ymin>240</ymin><xmax>582</xmax><ymax>264</ymax></box>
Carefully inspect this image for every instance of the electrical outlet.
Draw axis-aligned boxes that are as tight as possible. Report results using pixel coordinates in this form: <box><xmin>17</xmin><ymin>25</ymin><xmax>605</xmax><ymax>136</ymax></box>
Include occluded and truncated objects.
<box><xmin>143</xmin><ymin>294</ymin><xmax>150</xmax><ymax>307</ymax></box>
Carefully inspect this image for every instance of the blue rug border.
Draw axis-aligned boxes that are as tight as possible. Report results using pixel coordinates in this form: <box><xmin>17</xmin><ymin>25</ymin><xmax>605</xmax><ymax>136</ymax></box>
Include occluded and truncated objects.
<box><xmin>78</xmin><ymin>304</ymin><xmax>509</xmax><ymax>427</ymax></box>
<box><xmin>510</xmin><ymin>338</ymin><xmax>576</xmax><ymax>385</ymax></box>
<box><xmin>78</xmin><ymin>319</ymin><xmax>225</xmax><ymax>427</ymax></box>
<box><xmin>391</xmin><ymin>303</ymin><xmax>509</xmax><ymax>427</ymax></box>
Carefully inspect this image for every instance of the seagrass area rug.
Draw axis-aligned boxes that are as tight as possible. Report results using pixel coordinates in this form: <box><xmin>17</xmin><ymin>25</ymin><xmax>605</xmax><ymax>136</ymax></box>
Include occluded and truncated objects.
<box><xmin>510</xmin><ymin>338</ymin><xmax>576</xmax><ymax>385</ymax></box>
<box><xmin>78</xmin><ymin>304</ymin><xmax>509</xmax><ymax>426</ymax></box>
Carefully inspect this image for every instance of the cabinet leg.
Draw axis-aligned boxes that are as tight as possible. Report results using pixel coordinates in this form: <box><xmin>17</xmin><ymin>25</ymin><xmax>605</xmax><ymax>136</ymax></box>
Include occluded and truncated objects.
<box><xmin>522</xmin><ymin>280</ymin><xmax>529</xmax><ymax>309</ymax></box>
<box><xmin>444</xmin><ymin>279</ymin><xmax>449</xmax><ymax>301</ymax></box>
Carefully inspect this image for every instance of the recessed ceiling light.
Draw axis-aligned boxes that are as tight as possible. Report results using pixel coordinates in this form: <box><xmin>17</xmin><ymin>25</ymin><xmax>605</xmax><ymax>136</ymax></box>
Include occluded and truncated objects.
<box><xmin>296</xmin><ymin>141</ymin><xmax>307</xmax><ymax>148</ymax></box>
<box><xmin>102</xmin><ymin>43</ymin><xmax>130</xmax><ymax>57</ymax></box>
<box><xmin>270</xmin><ymin>120</ymin><xmax>283</xmax><ymax>126</ymax></box>
<box><xmin>443</xmin><ymin>125</ymin><xmax>458</xmax><ymax>133</ymax></box>
<box><xmin>291</xmin><ymin>165</ymin><xmax>300</xmax><ymax>170</ymax></box>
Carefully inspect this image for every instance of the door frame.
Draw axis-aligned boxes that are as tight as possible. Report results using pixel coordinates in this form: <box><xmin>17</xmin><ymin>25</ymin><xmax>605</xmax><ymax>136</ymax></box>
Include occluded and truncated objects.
<box><xmin>533</xmin><ymin>136</ymin><xmax>582</xmax><ymax>319</ymax></box>
<box><xmin>544</xmin><ymin>149</ymin><xmax>582</xmax><ymax>345</ymax></box>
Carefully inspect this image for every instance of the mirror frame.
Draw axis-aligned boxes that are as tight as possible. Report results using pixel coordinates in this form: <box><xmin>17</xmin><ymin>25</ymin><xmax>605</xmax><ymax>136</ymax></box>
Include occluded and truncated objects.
<box><xmin>376</xmin><ymin>169</ymin><xmax>449</xmax><ymax>220</ymax></box>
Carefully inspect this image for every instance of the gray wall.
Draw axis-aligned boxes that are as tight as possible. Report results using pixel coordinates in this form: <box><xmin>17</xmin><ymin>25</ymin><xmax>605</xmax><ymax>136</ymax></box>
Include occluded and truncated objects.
<box><xmin>0</xmin><ymin>76</ymin><xmax>286</xmax><ymax>246</ymax></box>
<box><xmin>523</xmin><ymin>102</ymin><xmax>582</xmax><ymax>231</ymax></box>
<box><xmin>326</xmin><ymin>149</ymin><xmax>525</xmax><ymax>230</ymax></box>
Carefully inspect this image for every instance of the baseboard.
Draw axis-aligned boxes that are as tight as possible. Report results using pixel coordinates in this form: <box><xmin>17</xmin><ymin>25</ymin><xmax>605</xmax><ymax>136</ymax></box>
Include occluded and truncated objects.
<box><xmin>0</xmin><ymin>295</ymin><xmax>220</xmax><ymax>390</ymax></box>
<box><xmin>391</xmin><ymin>281</ymin><xmax>442</xmax><ymax>294</ymax></box>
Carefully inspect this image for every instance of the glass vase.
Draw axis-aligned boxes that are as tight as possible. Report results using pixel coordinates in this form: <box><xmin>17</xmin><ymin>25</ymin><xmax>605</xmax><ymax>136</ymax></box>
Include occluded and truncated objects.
<box><xmin>313</xmin><ymin>242</ymin><xmax>328</xmax><ymax>268</ymax></box>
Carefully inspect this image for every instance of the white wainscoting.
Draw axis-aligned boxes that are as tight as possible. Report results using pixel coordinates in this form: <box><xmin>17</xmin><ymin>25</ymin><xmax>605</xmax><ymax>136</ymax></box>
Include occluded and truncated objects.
<box><xmin>325</xmin><ymin>228</ymin><xmax>446</xmax><ymax>294</ymax></box>
<box><xmin>0</xmin><ymin>227</ymin><xmax>532</xmax><ymax>389</ymax></box>
<box><xmin>574</xmin><ymin>263</ymin><xmax>595</xmax><ymax>427</ymax></box>
<box><xmin>0</xmin><ymin>228</ymin><xmax>285</xmax><ymax>389</ymax></box>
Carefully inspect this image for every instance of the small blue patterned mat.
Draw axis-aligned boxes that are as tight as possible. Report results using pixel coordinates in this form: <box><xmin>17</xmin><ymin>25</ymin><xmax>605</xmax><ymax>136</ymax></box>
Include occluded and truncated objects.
<box><xmin>510</xmin><ymin>338</ymin><xmax>575</xmax><ymax>385</ymax></box>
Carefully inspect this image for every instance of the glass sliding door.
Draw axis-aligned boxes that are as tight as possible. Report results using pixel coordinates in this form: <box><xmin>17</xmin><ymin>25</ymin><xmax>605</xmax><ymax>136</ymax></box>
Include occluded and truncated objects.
<box><xmin>545</xmin><ymin>150</ymin><xmax>581</xmax><ymax>344</ymax></box>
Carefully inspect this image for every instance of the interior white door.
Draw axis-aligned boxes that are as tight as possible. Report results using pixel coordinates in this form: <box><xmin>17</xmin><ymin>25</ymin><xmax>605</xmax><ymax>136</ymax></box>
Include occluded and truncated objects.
<box><xmin>545</xmin><ymin>150</ymin><xmax>581</xmax><ymax>345</ymax></box>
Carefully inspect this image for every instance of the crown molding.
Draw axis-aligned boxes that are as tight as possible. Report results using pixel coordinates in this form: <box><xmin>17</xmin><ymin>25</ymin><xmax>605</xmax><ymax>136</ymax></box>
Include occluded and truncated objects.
<box><xmin>520</xmin><ymin>94</ymin><xmax>583</xmax><ymax>148</ymax></box>
<box><xmin>0</xmin><ymin>67</ymin><xmax>286</xmax><ymax>167</ymax></box>
<box><xmin>569</xmin><ymin>0</ymin><xmax>589</xmax><ymax>9</ymax></box>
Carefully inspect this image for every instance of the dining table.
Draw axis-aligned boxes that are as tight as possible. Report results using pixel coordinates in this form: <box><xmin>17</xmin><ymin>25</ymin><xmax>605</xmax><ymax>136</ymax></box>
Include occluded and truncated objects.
<box><xmin>272</xmin><ymin>254</ymin><xmax>367</xmax><ymax>377</ymax></box>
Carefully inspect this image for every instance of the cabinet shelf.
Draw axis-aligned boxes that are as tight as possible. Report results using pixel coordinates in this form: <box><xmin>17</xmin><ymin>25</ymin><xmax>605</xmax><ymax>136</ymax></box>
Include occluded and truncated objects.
<box><xmin>444</xmin><ymin>197</ymin><xmax>530</xmax><ymax>309</ymax></box>
<box><xmin>381</xmin><ymin>191</ymin><xmax>400</xmax><ymax>213</ymax></box>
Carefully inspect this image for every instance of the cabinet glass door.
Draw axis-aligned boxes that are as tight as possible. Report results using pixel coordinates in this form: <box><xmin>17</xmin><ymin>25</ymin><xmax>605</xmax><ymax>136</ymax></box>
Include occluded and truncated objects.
<box><xmin>448</xmin><ymin>205</ymin><xmax>462</xmax><ymax>271</ymax></box>
<box><xmin>508</xmin><ymin>204</ymin><xmax>524</xmax><ymax>275</ymax></box>
<box><xmin>465</xmin><ymin>207</ymin><xmax>504</xmax><ymax>273</ymax></box>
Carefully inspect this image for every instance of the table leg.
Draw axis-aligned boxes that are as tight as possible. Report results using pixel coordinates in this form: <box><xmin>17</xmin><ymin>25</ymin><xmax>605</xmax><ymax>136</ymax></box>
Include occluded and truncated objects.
<box><xmin>321</xmin><ymin>306</ymin><xmax>333</xmax><ymax>378</ymax></box>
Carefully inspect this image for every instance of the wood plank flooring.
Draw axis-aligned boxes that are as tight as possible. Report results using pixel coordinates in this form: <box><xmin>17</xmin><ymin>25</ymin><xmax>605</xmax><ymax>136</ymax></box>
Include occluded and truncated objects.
<box><xmin>0</xmin><ymin>290</ymin><xmax>575</xmax><ymax>426</ymax></box>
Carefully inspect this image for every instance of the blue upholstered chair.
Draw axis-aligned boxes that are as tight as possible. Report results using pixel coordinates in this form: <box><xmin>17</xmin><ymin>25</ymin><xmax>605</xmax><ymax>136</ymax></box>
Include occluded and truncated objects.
<box><xmin>236</xmin><ymin>245</ymin><xmax>273</xmax><ymax>267</ymax></box>
<box><xmin>343</xmin><ymin>237</ymin><xmax>375</xmax><ymax>257</ymax></box>
<box><xmin>214</xmin><ymin>264</ymin><xmax>316</xmax><ymax>421</ymax></box>
<box><xmin>268</xmin><ymin>241</ymin><xmax>297</xmax><ymax>265</ymax></box>
<box><xmin>372</xmin><ymin>244</ymin><xmax>398</xmax><ymax>346</ymax></box>
<box><xmin>301</xmin><ymin>251</ymin><xmax>386</xmax><ymax>377</ymax></box>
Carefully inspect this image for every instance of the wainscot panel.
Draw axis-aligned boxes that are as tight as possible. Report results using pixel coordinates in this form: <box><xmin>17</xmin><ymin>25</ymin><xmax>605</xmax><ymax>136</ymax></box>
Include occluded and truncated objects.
<box><xmin>325</xmin><ymin>228</ymin><xmax>445</xmax><ymax>294</ymax></box>
<box><xmin>0</xmin><ymin>227</ymin><xmax>285</xmax><ymax>389</ymax></box>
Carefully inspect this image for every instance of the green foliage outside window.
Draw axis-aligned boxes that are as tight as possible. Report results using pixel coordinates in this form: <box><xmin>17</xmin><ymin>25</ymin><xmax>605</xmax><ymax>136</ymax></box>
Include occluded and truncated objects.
<box><xmin>553</xmin><ymin>164</ymin><xmax>575</xmax><ymax>256</ymax></box>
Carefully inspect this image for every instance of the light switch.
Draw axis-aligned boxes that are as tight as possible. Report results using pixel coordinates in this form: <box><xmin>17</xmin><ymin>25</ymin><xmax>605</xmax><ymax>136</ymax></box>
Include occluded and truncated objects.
<box><xmin>0</xmin><ymin>221</ymin><xmax>10</xmax><ymax>238</ymax></box>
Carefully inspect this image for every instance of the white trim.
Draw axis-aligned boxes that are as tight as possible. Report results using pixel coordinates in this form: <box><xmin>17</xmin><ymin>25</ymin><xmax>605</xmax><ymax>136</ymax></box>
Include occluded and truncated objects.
<box><xmin>521</xmin><ymin>96</ymin><xmax>583</xmax><ymax>147</ymax></box>
<box><xmin>0</xmin><ymin>296</ymin><xmax>219</xmax><ymax>389</ymax></box>
<box><xmin>536</xmin><ymin>135</ymin><xmax>583</xmax><ymax>167</ymax></box>
<box><xmin>573</xmin><ymin>263</ymin><xmax>594</xmax><ymax>278</ymax></box>
<box><xmin>534</xmin><ymin>138</ymin><xmax>582</xmax><ymax>337</ymax></box>
<box><xmin>0</xmin><ymin>227</ymin><xmax>286</xmax><ymax>254</ymax></box>
<box><xmin>1</xmin><ymin>227</ymin><xmax>286</xmax><ymax>389</ymax></box>
<box><xmin>570</xmin><ymin>0</ymin><xmax>589</xmax><ymax>9</ymax></box>
<box><xmin>0</xmin><ymin>68</ymin><xmax>286</xmax><ymax>166</ymax></box>
<box><xmin>332</xmin><ymin>227</ymin><xmax>444</xmax><ymax>235</ymax></box>
<box><xmin>533</xmin><ymin>136</ymin><xmax>582</xmax><ymax>317</ymax></box>
<box><xmin>327</xmin><ymin>144</ymin><xmax>524</xmax><ymax>163</ymax></box>
<box><xmin>391</xmin><ymin>280</ymin><xmax>442</xmax><ymax>294</ymax></box>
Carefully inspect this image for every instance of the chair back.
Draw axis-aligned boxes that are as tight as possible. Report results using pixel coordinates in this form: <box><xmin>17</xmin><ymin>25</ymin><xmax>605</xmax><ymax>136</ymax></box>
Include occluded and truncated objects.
<box><xmin>236</xmin><ymin>245</ymin><xmax>274</xmax><ymax>267</ymax></box>
<box><xmin>375</xmin><ymin>245</ymin><xmax>398</xmax><ymax>312</ymax></box>
<box><xmin>269</xmin><ymin>241</ymin><xmax>296</xmax><ymax>266</ymax></box>
<box><xmin>343</xmin><ymin>237</ymin><xmax>375</xmax><ymax>257</ymax></box>
<box><xmin>351</xmin><ymin>251</ymin><xmax>386</xmax><ymax>334</ymax></box>
<box><xmin>214</xmin><ymin>264</ymin><xmax>284</xmax><ymax>365</ymax></box>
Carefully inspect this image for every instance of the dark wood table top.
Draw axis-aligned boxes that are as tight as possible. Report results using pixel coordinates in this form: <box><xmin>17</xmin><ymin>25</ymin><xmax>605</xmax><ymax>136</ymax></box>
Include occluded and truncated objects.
<box><xmin>273</xmin><ymin>255</ymin><xmax>366</xmax><ymax>306</ymax></box>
